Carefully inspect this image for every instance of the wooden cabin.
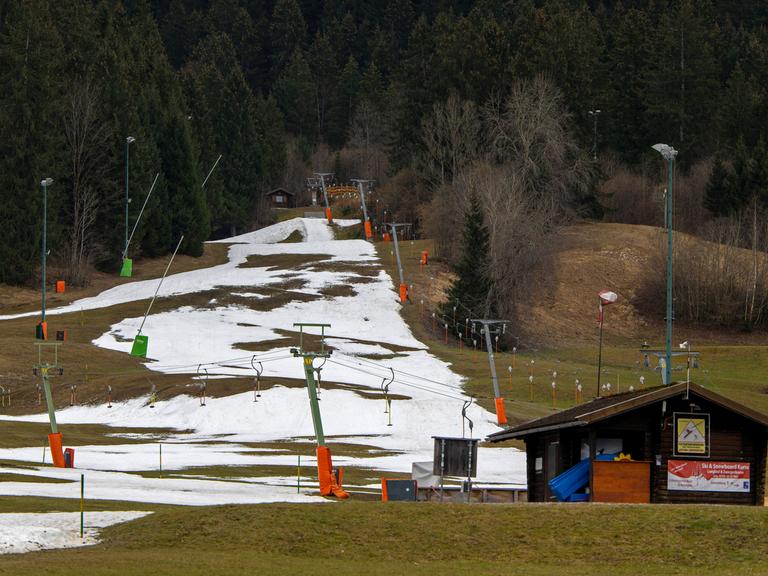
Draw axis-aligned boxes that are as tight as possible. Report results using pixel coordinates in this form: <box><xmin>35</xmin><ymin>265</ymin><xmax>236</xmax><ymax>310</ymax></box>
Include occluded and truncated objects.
<box><xmin>488</xmin><ymin>382</ymin><xmax>768</xmax><ymax>505</ymax></box>
<box><xmin>265</xmin><ymin>188</ymin><xmax>296</xmax><ymax>208</ymax></box>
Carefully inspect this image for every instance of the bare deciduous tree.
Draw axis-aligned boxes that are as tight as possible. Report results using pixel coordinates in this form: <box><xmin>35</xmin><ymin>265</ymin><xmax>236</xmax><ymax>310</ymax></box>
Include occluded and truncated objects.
<box><xmin>640</xmin><ymin>212</ymin><xmax>768</xmax><ymax>329</ymax></box>
<box><xmin>63</xmin><ymin>79</ymin><xmax>111</xmax><ymax>285</ymax></box>
<box><xmin>423</xmin><ymin>76</ymin><xmax>592</xmax><ymax>329</ymax></box>
<box><xmin>348</xmin><ymin>99</ymin><xmax>389</xmax><ymax>182</ymax></box>
<box><xmin>484</xmin><ymin>75</ymin><xmax>592</xmax><ymax>217</ymax></box>
<box><xmin>420</xmin><ymin>93</ymin><xmax>482</xmax><ymax>188</ymax></box>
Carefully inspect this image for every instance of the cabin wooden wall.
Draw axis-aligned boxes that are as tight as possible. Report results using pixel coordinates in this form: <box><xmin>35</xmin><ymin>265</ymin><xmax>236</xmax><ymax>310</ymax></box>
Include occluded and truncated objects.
<box><xmin>521</xmin><ymin>392</ymin><xmax>767</xmax><ymax>505</ymax></box>
<box><xmin>651</xmin><ymin>396</ymin><xmax>765</xmax><ymax>505</ymax></box>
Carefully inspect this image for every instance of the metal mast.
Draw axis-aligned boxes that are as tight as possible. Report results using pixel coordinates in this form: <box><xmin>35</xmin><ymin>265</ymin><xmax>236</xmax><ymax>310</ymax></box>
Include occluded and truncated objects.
<box><xmin>387</xmin><ymin>223</ymin><xmax>411</xmax><ymax>303</ymax></box>
<box><xmin>350</xmin><ymin>178</ymin><xmax>374</xmax><ymax>240</ymax></box>
<box><xmin>470</xmin><ymin>319</ymin><xmax>510</xmax><ymax>426</ymax></box>
<box><xmin>315</xmin><ymin>172</ymin><xmax>334</xmax><ymax>224</ymax></box>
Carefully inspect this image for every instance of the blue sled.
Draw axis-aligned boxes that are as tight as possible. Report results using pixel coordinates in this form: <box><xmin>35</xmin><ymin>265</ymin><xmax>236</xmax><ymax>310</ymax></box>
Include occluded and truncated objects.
<box><xmin>549</xmin><ymin>454</ymin><xmax>616</xmax><ymax>502</ymax></box>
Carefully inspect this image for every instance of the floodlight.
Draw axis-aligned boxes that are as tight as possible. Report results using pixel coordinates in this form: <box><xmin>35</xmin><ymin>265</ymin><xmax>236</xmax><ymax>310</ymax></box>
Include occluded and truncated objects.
<box><xmin>651</xmin><ymin>143</ymin><xmax>678</xmax><ymax>161</ymax></box>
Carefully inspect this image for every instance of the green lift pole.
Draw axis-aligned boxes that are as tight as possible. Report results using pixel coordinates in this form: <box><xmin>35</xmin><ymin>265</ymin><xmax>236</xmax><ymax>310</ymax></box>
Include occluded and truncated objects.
<box><xmin>291</xmin><ymin>323</ymin><xmax>348</xmax><ymax>498</ymax></box>
<box><xmin>292</xmin><ymin>323</ymin><xmax>330</xmax><ymax>446</ymax></box>
<box><xmin>39</xmin><ymin>178</ymin><xmax>53</xmax><ymax>338</ymax></box>
<box><xmin>652</xmin><ymin>143</ymin><xmax>678</xmax><ymax>385</ymax></box>
<box><xmin>41</xmin><ymin>367</ymin><xmax>57</xmax><ymax>433</ymax></box>
<box><xmin>34</xmin><ymin>342</ymin><xmax>67</xmax><ymax>467</ymax></box>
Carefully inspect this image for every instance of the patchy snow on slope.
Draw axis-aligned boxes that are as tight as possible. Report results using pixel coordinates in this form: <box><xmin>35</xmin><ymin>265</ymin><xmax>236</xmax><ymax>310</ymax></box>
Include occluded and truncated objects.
<box><xmin>0</xmin><ymin>511</ymin><xmax>150</xmax><ymax>555</ymax></box>
<box><xmin>0</xmin><ymin>217</ymin><xmax>525</xmax><ymax>502</ymax></box>
<box><xmin>0</xmin><ymin>465</ymin><xmax>324</xmax><ymax>506</ymax></box>
<box><xmin>0</xmin><ymin>219</ymin><xmax>373</xmax><ymax>322</ymax></box>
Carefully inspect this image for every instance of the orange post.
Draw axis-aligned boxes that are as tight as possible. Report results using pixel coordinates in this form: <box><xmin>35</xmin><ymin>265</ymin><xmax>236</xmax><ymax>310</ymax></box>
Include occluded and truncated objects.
<box><xmin>364</xmin><ymin>220</ymin><xmax>373</xmax><ymax>240</ymax></box>
<box><xmin>55</xmin><ymin>280</ymin><xmax>65</xmax><ymax>293</ymax></box>
<box><xmin>495</xmin><ymin>397</ymin><xmax>507</xmax><ymax>426</ymax></box>
<box><xmin>325</xmin><ymin>207</ymin><xmax>333</xmax><ymax>224</ymax></box>
<box><xmin>420</xmin><ymin>250</ymin><xmax>428</xmax><ymax>265</ymax></box>
<box><xmin>48</xmin><ymin>432</ymin><xmax>66</xmax><ymax>468</ymax></box>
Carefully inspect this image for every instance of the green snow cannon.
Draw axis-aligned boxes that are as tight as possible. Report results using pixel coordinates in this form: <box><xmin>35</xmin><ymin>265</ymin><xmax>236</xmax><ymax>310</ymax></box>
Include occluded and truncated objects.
<box><xmin>131</xmin><ymin>334</ymin><xmax>148</xmax><ymax>357</ymax></box>
<box><xmin>120</xmin><ymin>258</ymin><xmax>133</xmax><ymax>278</ymax></box>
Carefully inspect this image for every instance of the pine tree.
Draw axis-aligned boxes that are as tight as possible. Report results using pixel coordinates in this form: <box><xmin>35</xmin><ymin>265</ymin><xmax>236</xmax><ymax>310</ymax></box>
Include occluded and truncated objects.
<box><xmin>0</xmin><ymin>1</ymin><xmax>66</xmax><ymax>284</ymax></box>
<box><xmin>443</xmin><ymin>194</ymin><xmax>492</xmax><ymax>320</ymax></box>
<box><xmin>273</xmin><ymin>49</ymin><xmax>315</xmax><ymax>139</ymax></box>
<box><xmin>704</xmin><ymin>155</ymin><xmax>732</xmax><ymax>217</ymax></box>
<box><xmin>182</xmin><ymin>33</ymin><xmax>263</xmax><ymax>237</ymax></box>
<box><xmin>269</xmin><ymin>0</ymin><xmax>307</xmax><ymax>79</ymax></box>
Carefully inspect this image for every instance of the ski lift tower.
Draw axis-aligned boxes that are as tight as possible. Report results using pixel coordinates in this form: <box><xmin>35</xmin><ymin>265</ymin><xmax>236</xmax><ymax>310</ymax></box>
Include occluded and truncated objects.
<box><xmin>387</xmin><ymin>223</ymin><xmax>412</xmax><ymax>303</ymax></box>
<box><xmin>33</xmin><ymin>342</ymin><xmax>72</xmax><ymax>467</ymax></box>
<box><xmin>350</xmin><ymin>178</ymin><xmax>374</xmax><ymax>240</ymax></box>
<box><xmin>315</xmin><ymin>172</ymin><xmax>334</xmax><ymax>224</ymax></box>
<box><xmin>291</xmin><ymin>323</ymin><xmax>348</xmax><ymax>498</ymax></box>
<box><xmin>470</xmin><ymin>319</ymin><xmax>510</xmax><ymax>426</ymax></box>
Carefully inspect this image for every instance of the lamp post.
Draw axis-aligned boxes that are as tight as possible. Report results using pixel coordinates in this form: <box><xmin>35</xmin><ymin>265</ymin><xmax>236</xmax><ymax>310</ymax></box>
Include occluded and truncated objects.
<box><xmin>588</xmin><ymin>109</ymin><xmax>601</xmax><ymax>160</ymax></box>
<box><xmin>124</xmin><ymin>136</ymin><xmax>135</xmax><ymax>255</ymax></box>
<box><xmin>652</xmin><ymin>143</ymin><xmax>678</xmax><ymax>385</ymax></box>
<box><xmin>39</xmin><ymin>178</ymin><xmax>54</xmax><ymax>337</ymax></box>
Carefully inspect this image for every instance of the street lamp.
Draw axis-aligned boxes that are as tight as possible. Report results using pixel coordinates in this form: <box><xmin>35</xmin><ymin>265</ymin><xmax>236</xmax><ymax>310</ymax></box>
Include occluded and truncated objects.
<box><xmin>596</xmin><ymin>290</ymin><xmax>618</xmax><ymax>396</ymax></box>
<box><xmin>38</xmin><ymin>177</ymin><xmax>54</xmax><ymax>340</ymax></box>
<box><xmin>121</xmin><ymin>137</ymin><xmax>136</xmax><ymax>277</ymax></box>
<box><xmin>680</xmin><ymin>341</ymin><xmax>691</xmax><ymax>384</ymax></box>
<box><xmin>588</xmin><ymin>109</ymin><xmax>601</xmax><ymax>160</ymax></box>
<box><xmin>652</xmin><ymin>143</ymin><xmax>678</xmax><ymax>386</ymax></box>
<box><xmin>124</xmin><ymin>136</ymin><xmax>135</xmax><ymax>256</ymax></box>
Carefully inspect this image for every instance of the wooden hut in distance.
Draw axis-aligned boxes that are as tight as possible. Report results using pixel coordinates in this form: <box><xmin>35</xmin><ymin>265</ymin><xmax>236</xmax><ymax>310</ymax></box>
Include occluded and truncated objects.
<box><xmin>265</xmin><ymin>187</ymin><xmax>296</xmax><ymax>208</ymax></box>
<box><xmin>488</xmin><ymin>382</ymin><xmax>768</xmax><ymax>505</ymax></box>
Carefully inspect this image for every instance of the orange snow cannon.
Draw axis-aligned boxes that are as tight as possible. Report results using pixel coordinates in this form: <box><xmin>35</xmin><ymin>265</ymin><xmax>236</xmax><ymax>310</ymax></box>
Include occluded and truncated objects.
<box><xmin>495</xmin><ymin>397</ymin><xmax>508</xmax><ymax>426</ymax></box>
<box><xmin>317</xmin><ymin>446</ymin><xmax>349</xmax><ymax>499</ymax></box>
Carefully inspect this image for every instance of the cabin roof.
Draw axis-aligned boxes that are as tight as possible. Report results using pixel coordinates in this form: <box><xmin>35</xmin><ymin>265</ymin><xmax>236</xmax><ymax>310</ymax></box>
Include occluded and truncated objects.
<box><xmin>265</xmin><ymin>187</ymin><xmax>295</xmax><ymax>196</ymax></box>
<box><xmin>488</xmin><ymin>382</ymin><xmax>768</xmax><ymax>442</ymax></box>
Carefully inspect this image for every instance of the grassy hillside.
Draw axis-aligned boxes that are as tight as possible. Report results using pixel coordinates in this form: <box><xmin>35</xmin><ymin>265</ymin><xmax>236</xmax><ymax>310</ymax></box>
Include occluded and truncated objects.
<box><xmin>373</xmin><ymin>227</ymin><xmax>768</xmax><ymax>425</ymax></box>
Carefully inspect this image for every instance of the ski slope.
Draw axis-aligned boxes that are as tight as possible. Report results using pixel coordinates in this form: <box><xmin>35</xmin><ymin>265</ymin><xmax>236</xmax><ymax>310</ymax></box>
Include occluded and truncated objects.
<box><xmin>0</xmin><ymin>217</ymin><xmax>525</xmax><ymax>507</ymax></box>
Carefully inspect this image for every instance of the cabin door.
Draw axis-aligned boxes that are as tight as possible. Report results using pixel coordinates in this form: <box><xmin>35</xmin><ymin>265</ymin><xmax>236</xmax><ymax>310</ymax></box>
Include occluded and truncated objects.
<box><xmin>545</xmin><ymin>440</ymin><xmax>560</xmax><ymax>500</ymax></box>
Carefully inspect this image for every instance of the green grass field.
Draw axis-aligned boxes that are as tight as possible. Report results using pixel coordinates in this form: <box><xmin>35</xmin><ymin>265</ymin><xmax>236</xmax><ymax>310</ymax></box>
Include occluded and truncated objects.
<box><xmin>2</xmin><ymin>502</ymin><xmax>766</xmax><ymax>575</ymax></box>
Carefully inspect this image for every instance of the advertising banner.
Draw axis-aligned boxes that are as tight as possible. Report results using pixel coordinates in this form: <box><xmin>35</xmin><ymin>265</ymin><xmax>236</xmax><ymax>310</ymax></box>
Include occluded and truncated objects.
<box><xmin>668</xmin><ymin>459</ymin><xmax>750</xmax><ymax>493</ymax></box>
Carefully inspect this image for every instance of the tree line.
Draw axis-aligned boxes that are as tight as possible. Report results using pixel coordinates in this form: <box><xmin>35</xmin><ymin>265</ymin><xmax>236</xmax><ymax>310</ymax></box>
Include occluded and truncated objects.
<box><xmin>3</xmin><ymin>0</ymin><xmax>768</xmax><ymax>306</ymax></box>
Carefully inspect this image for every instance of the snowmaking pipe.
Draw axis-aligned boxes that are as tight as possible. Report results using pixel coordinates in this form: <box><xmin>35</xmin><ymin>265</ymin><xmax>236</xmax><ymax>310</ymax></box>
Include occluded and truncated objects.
<box><xmin>136</xmin><ymin>235</ymin><xmax>184</xmax><ymax>335</ymax></box>
<box><xmin>122</xmin><ymin>172</ymin><xmax>159</xmax><ymax>260</ymax></box>
<box><xmin>201</xmin><ymin>154</ymin><xmax>222</xmax><ymax>189</ymax></box>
